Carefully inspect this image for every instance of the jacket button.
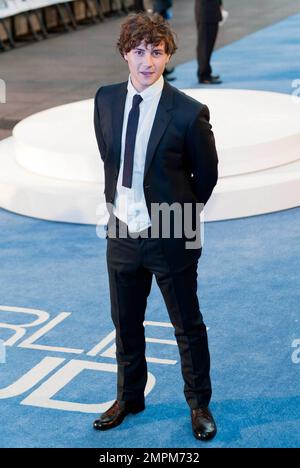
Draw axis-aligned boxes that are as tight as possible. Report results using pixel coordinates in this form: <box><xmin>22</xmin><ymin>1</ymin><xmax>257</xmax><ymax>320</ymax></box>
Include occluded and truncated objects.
<box><xmin>145</xmin><ymin>185</ymin><xmax>150</xmax><ymax>189</ymax></box>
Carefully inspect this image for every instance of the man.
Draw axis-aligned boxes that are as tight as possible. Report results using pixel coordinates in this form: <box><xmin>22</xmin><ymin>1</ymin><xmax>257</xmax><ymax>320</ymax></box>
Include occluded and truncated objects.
<box><xmin>93</xmin><ymin>12</ymin><xmax>218</xmax><ymax>441</ymax></box>
<box><xmin>195</xmin><ymin>0</ymin><xmax>223</xmax><ymax>84</ymax></box>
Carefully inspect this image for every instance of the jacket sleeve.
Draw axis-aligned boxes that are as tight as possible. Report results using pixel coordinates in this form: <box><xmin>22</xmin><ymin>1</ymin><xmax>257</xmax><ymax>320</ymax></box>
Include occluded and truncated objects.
<box><xmin>185</xmin><ymin>105</ymin><xmax>219</xmax><ymax>205</ymax></box>
<box><xmin>94</xmin><ymin>88</ymin><xmax>107</xmax><ymax>162</ymax></box>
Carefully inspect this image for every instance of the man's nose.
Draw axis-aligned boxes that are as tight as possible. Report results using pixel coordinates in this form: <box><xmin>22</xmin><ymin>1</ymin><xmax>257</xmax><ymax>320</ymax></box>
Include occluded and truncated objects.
<box><xmin>143</xmin><ymin>54</ymin><xmax>154</xmax><ymax>67</ymax></box>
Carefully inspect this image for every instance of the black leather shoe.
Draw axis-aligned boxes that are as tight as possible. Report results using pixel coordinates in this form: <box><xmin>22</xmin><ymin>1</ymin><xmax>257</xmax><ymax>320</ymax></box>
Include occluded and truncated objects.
<box><xmin>199</xmin><ymin>76</ymin><xmax>222</xmax><ymax>84</ymax></box>
<box><xmin>191</xmin><ymin>406</ymin><xmax>217</xmax><ymax>441</ymax></box>
<box><xmin>93</xmin><ymin>399</ymin><xmax>145</xmax><ymax>431</ymax></box>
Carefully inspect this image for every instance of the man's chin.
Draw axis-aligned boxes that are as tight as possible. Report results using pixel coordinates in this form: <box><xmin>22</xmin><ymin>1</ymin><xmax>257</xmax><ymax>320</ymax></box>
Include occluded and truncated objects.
<box><xmin>140</xmin><ymin>73</ymin><xmax>158</xmax><ymax>82</ymax></box>
<box><xmin>132</xmin><ymin>73</ymin><xmax>160</xmax><ymax>90</ymax></box>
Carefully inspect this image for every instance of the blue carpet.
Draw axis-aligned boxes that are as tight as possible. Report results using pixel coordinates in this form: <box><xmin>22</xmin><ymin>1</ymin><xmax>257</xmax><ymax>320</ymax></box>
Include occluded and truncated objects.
<box><xmin>0</xmin><ymin>13</ymin><xmax>300</xmax><ymax>448</ymax></box>
<box><xmin>174</xmin><ymin>13</ymin><xmax>300</xmax><ymax>93</ymax></box>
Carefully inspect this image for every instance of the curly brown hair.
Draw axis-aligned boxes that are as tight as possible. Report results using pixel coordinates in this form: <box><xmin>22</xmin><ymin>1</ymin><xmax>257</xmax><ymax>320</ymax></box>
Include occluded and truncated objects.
<box><xmin>117</xmin><ymin>12</ymin><xmax>178</xmax><ymax>58</ymax></box>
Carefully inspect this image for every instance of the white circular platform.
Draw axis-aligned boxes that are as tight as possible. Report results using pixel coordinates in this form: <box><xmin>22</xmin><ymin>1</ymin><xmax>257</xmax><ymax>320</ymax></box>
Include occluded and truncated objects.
<box><xmin>0</xmin><ymin>89</ymin><xmax>300</xmax><ymax>223</ymax></box>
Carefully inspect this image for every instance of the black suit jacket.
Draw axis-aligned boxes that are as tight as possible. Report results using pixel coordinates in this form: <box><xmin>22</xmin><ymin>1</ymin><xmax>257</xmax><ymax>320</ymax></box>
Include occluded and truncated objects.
<box><xmin>195</xmin><ymin>0</ymin><xmax>223</xmax><ymax>23</ymax></box>
<box><xmin>94</xmin><ymin>80</ymin><xmax>218</xmax><ymax>271</ymax></box>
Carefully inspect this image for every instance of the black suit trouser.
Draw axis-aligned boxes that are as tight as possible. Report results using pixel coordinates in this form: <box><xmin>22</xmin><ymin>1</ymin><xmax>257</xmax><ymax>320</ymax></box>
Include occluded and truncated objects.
<box><xmin>106</xmin><ymin>216</ymin><xmax>212</xmax><ymax>409</ymax></box>
<box><xmin>196</xmin><ymin>22</ymin><xmax>219</xmax><ymax>80</ymax></box>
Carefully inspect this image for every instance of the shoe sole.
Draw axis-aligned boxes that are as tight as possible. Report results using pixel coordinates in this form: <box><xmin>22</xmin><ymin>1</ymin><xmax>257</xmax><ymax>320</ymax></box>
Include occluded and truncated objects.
<box><xmin>193</xmin><ymin>428</ymin><xmax>217</xmax><ymax>441</ymax></box>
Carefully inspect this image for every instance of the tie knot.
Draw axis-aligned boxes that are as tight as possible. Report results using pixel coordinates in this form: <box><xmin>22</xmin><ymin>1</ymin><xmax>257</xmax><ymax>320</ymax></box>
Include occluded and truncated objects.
<box><xmin>132</xmin><ymin>94</ymin><xmax>143</xmax><ymax>108</ymax></box>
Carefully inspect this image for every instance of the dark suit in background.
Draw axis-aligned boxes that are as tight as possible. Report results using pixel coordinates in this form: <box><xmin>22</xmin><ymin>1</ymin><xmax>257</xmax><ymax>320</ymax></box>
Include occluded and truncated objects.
<box><xmin>153</xmin><ymin>0</ymin><xmax>173</xmax><ymax>18</ymax></box>
<box><xmin>133</xmin><ymin>0</ymin><xmax>145</xmax><ymax>11</ymax></box>
<box><xmin>153</xmin><ymin>1</ymin><xmax>175</xmax><ymax>80</ymax></box>
<box><xmin>195</xmin><ymin>0</ymin><xmax>222</xmax><ymax>81</ymax></box>
<box><xmin>94</xmin><ymin>79</ymin><xmax>218</xmax><ymax>409</ymax></box>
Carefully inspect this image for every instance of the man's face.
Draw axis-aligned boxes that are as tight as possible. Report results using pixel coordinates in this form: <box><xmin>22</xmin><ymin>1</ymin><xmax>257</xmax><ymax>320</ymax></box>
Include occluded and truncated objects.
<box><xmin>124</xmin><ymin>41</ymin><xmax>171</xmax><ymax>92</ymax></box>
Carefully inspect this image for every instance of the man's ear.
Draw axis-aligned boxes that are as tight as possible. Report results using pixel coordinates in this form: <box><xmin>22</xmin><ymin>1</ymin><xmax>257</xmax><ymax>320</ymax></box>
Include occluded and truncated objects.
<box><xmin>123</xmin><ymin>53</ymin><xmax>128</xmax><ymax>62</ymax></box>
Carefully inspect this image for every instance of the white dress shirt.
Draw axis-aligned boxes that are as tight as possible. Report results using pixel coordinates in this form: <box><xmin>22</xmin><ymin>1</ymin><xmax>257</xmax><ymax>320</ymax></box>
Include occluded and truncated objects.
<box><xmin>113</xmin><ymin>74</ymin><xmax>164</xmax><ymax>233</ymax></box>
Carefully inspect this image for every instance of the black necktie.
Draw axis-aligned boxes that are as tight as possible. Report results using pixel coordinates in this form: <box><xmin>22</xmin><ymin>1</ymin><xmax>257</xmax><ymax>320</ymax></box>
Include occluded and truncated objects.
<box><xmin>122</xmin><ymin>94</ymin><xmax>143</xmax><ymax>188</ymax></box>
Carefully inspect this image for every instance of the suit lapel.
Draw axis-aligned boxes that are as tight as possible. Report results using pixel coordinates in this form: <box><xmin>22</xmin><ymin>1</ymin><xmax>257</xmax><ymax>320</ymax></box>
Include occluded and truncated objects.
<box><xmin>144</xmin><ymin>80</ymin><xmax>174</xmax><ymax>179</ymax></box>
<box><xmin>111</xmin><ymin>82</ymin><xmax>128</xmax><ymax>171</ymax></box>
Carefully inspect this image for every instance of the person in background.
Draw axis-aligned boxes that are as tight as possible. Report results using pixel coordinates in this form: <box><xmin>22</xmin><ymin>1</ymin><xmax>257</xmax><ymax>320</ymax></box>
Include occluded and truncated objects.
<box><xmin>133</xmin><ymin>0</ymin><xmax>145</xmax><ymax>12</ymax></box>
<box><xmin>195</xmin><ymin>0</ymin><xmax>223</xmax><ymax>84</ymax></box>
<box><xmin>153</xmin><ymin>0</ymin><xmax>172</xmax><ymax>18</ymax></box>
<box><xmin>153</xmin><ymin>0</ymin><xmax>176</xmax><ymax>81</ymax></box>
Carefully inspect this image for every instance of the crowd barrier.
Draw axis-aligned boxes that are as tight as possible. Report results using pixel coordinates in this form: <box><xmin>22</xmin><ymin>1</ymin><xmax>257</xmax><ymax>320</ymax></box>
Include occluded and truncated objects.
<box><xmin>0</xmin><ymin>0</ymin><xmax>135</xmax><ymax>50</ymax></box>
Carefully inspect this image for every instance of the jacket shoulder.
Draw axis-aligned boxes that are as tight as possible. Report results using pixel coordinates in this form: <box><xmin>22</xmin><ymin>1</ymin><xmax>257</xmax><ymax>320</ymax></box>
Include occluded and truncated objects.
<box><xmin>171</xmin><ymin>86</ymin><xmax>207</xmax><ymax>119</ymax></box>
<box><xmin>95</xmin><ymin>81</ymin><xmax>127</xmax><ymax>103</ymax></box>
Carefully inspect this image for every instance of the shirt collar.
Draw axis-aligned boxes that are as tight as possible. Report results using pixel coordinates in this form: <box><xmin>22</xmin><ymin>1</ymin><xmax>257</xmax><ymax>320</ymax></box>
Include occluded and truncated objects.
<box><xmin>127</xmin><ymin>74</ymin><xmax>164</xmax><ymax>102</ymax></box>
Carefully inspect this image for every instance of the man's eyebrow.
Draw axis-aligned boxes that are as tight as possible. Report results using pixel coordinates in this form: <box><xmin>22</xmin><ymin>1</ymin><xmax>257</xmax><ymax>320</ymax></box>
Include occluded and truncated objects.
<box><xmin>134</xmin><ymin>46</ymin><xmax>164</xmax><ymax>51</ymax></box>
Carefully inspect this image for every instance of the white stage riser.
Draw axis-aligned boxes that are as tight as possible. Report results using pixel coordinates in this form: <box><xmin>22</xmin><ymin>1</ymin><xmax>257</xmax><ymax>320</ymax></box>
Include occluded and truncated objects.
<box><xmin>1</xmin><ymin>89</ymin><xmax>300</xmax><ymax>223</ymax></box>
